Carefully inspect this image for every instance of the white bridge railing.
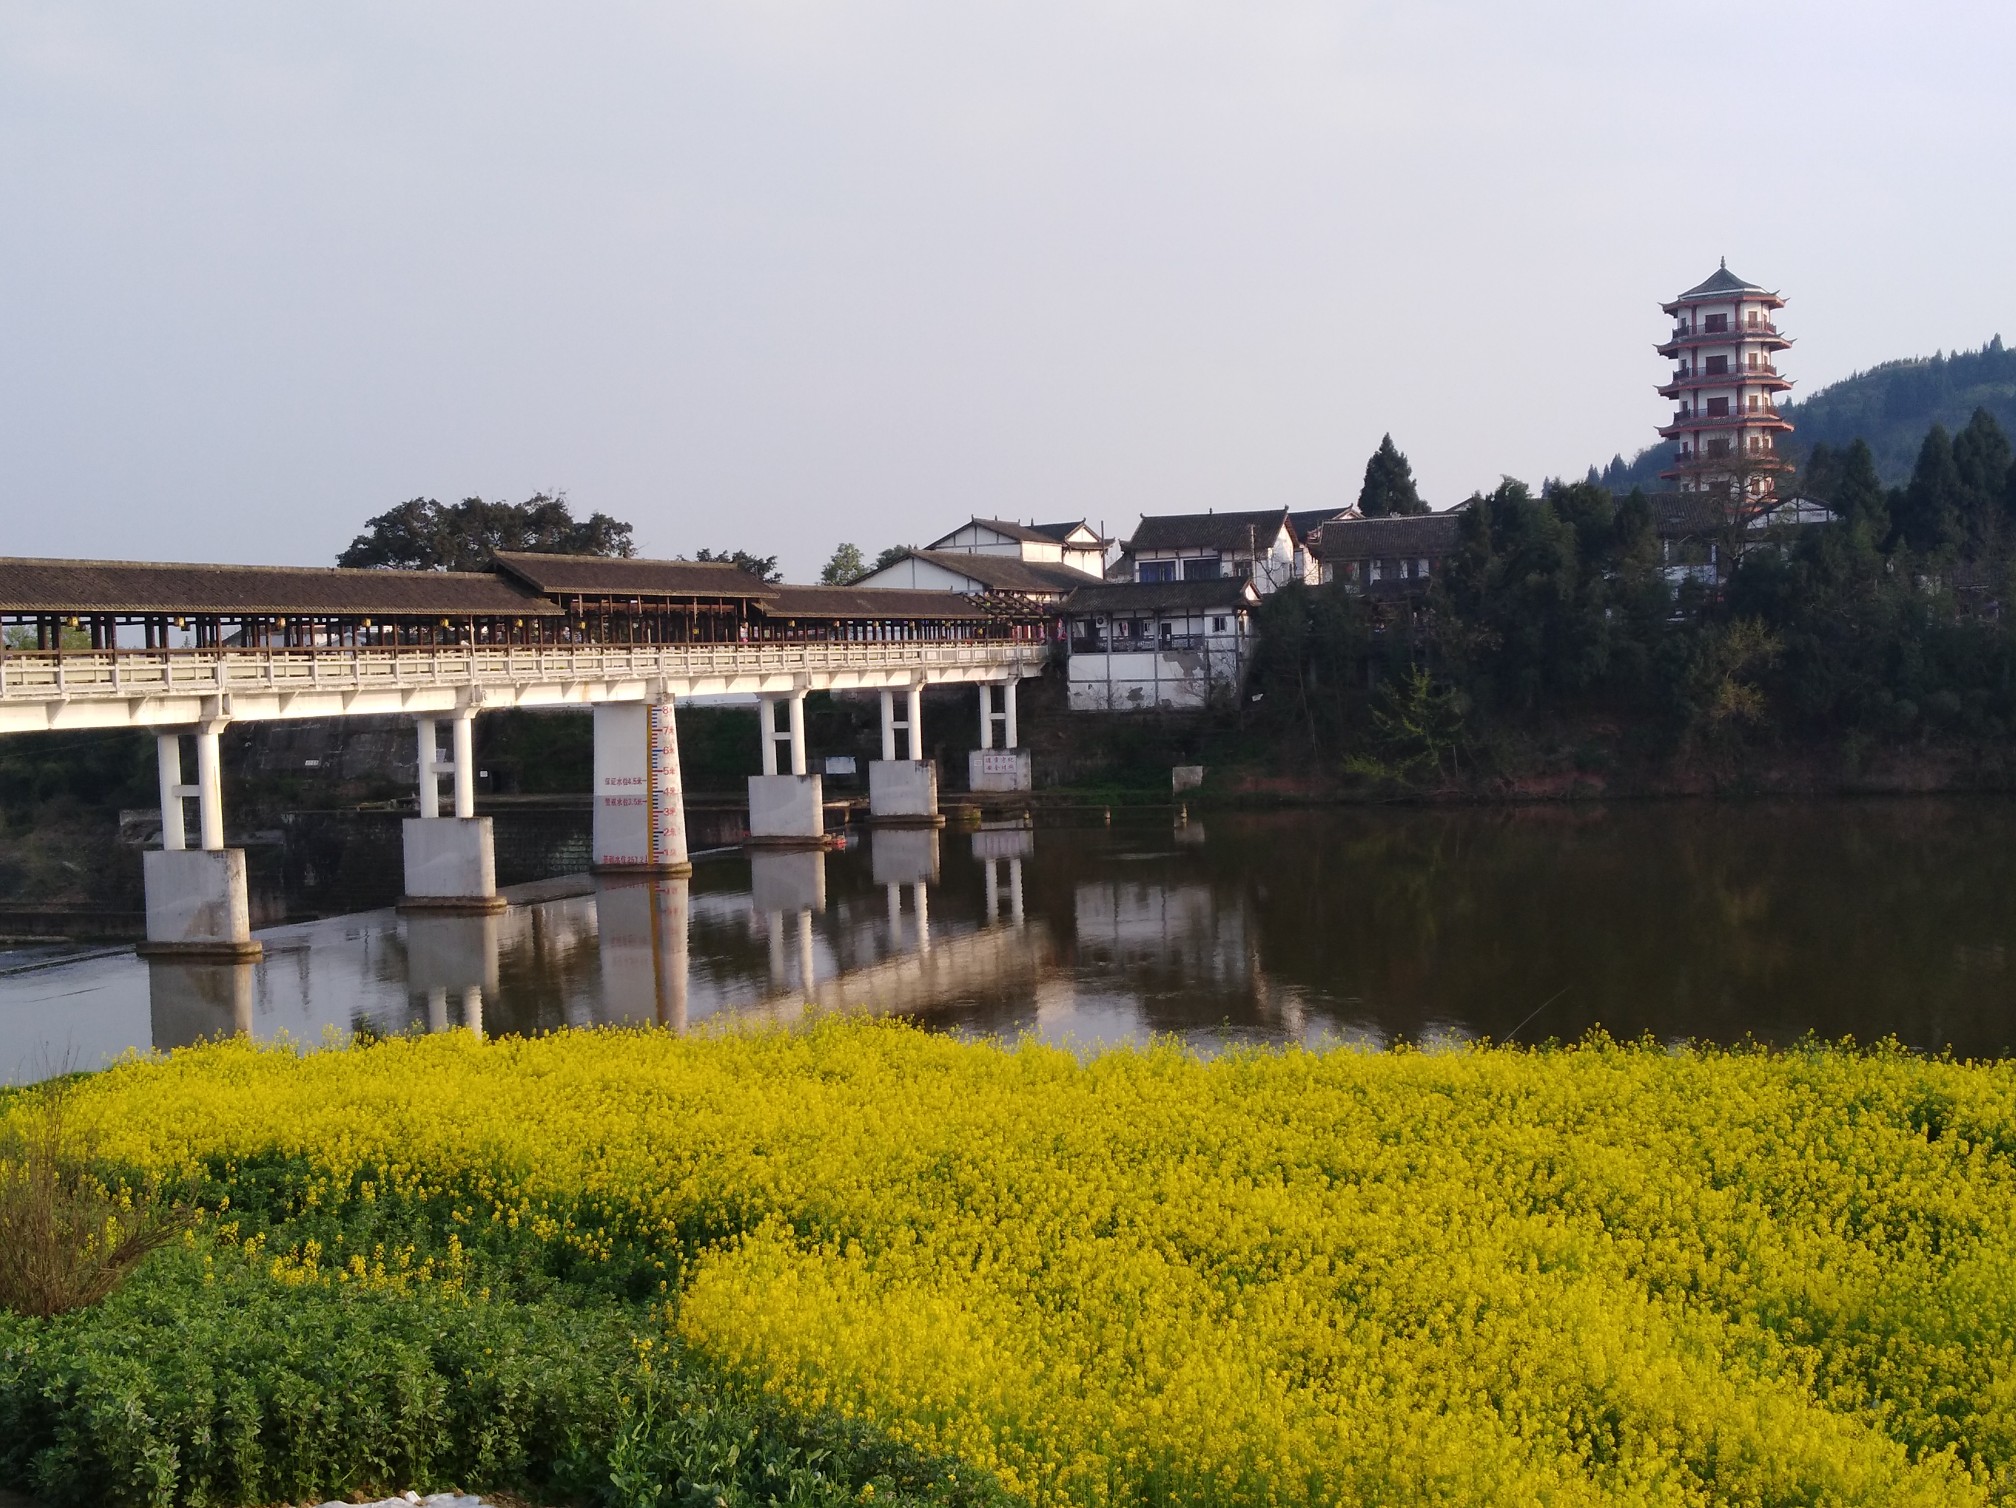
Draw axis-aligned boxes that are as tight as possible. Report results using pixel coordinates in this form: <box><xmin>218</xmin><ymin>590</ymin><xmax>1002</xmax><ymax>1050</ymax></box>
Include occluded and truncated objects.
<box><xmin>0</xmin><ymin>639</ymin><xmax>1049</xmax><ymax>706</ymax></box>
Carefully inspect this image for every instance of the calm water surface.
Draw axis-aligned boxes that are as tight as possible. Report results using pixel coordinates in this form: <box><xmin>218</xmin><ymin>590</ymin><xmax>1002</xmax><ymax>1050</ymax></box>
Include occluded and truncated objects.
<box><xmin>5</xmin><ymin>799</ymin><xmax>2016</xmax><ymax>1084</ymax></box>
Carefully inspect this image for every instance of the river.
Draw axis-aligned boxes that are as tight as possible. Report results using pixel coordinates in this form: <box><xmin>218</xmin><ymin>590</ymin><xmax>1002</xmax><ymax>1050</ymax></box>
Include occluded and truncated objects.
<box><xmin>4</xmin><ymin>798</ymin><xmax>2014</xmax><ymax>1084</ymax></box>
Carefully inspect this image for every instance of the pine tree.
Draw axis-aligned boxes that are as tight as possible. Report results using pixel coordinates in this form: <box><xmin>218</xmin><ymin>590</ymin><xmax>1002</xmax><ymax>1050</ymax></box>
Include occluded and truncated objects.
<box><xmin>1357</xmin><ymin>434</ymin><xmax>1428</xmax><ymax>517</ymax></box>
<box><xmin>1833</xmin><ymin>439</ymin><xmax>1889</xmax><ymax>545</ymax></box>
<box><xmin>1893</xmin><ymin>424</ymin><xmax>1964</xmax><ymax>555</ymax></box>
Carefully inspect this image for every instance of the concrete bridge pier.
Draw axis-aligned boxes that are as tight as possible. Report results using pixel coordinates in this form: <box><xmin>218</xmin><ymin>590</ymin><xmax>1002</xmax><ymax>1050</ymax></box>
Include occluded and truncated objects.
<box><xmin>748</xmin><ymin>687</ymin><xmax>825</xmax><ymax>847</ymax></box>
<box><xmin>969</xmin><ymin>677</ymin><xmax>1032</xmax><ymax>792</ymax></box>
<box><xmin>593</xmin><ymin>698</ymin><xmax>691</xmax><ymax>874</ymax></box>
<box><xmin>868</xmin><ymin>680</ymin><xmax>941</xmax><ymax>826</ymax></box>
<box><xmin>402</xmin><ymin>709</ymin><xmax>504</xmax><ymax>914</ymax></box>
<box><xmin>141</xmin><ymin>723</ymin><xmax>261</xmax><ymax>960</ymax></box>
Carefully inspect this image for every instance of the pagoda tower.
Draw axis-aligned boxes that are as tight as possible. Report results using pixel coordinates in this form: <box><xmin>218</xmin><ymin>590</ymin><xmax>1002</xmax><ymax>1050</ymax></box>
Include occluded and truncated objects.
<box><xmin>1655</xmin><ymin>261</ymin><xmax>1794</xmax><ymax>498</ymax></box>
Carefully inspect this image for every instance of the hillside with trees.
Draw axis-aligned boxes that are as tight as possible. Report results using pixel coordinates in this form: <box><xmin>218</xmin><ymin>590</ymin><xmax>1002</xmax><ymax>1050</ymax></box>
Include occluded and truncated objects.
<box><xmin>1590</xmin><ymin>337</ymin><xmax>2016</xmax><ymax>493</ymax></box>
<box><xmin>1230</xmin><ymin>405</ymin><xmax>2016</xmax><ymax>797</ymax></box>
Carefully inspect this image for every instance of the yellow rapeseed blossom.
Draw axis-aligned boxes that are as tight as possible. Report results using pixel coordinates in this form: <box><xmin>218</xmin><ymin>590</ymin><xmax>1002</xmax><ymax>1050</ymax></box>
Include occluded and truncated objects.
<box><xmin>18</xmin><ymin>1022</ymin><xmax>2016</xmax><ymax>1505</ymax></box>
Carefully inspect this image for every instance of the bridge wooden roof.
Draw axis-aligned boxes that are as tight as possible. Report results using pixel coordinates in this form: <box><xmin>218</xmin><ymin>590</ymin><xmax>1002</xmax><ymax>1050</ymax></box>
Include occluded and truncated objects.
<box><xmin>0</xmin><ymin>557</ymin><xmax>559</xmax><ymax>617</ymax></box>
<box><xmin>492</xmin><ymin>551</ymin><xmax>776</xmax><ymax>600</ymax></box>
<box><xmin>762</xmin><ymin>585</ymin><xmax>997</xmax><ymax>621</ymax></box>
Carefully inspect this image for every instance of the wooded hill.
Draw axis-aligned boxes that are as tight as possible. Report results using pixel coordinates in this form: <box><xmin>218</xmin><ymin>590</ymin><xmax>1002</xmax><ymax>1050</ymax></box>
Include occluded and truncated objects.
<box><xmin>1591</xmin><ymin>336</ymin><xmax>2016</xmax><ymax>492</ymax></box>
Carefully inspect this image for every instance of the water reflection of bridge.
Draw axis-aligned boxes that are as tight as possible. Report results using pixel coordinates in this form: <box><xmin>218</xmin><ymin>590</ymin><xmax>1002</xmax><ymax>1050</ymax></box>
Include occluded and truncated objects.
<box><xmin>137</xmin><ymin>828</ymin><xmax>1041</xmax><ymax>1052</ymax></box>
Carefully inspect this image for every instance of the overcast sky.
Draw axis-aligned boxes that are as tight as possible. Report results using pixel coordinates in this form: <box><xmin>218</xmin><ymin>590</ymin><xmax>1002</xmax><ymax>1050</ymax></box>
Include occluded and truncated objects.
<box><xmin>2</xmin><ymin>2</ymin><xmax>2010</xmax><ymax>580</ymax></box>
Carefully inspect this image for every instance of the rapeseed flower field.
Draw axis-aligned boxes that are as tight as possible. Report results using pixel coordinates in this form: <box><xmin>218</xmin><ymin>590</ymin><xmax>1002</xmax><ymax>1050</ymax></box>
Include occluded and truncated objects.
<box><xmin>11</xmin><ymin>1021</ymin><xmax>2016</xmax><ymax>1506</ymax></box>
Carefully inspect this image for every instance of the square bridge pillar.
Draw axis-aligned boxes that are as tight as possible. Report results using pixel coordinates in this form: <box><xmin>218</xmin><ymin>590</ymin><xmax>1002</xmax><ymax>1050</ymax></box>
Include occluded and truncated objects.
<box><xmin>747</xmin><ymin>773</ymin><xmax>826</xmax><ymax>848</ymax></box>
<box><xmin>139</xmin><ymin>848</ymin><xmax>261</xmax><ymax>961</ymax></box>
<box><xmin>401</xmin><ymin>816</ymin><xmax>505</xmax><ymax>914</ymax></box>
<box><xmin>868</xmin><ymin>759</ymin><xmax>942</xmax><ymax>826</ymax></box>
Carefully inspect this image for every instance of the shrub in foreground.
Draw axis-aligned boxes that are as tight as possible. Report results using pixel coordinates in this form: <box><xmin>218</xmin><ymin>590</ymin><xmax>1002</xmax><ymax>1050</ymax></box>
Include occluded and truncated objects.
<box><xmin>0</xmin><ymin>1239</ymin><xmax>1011</xmax><ymax>1508</ymax></box>
<box><xmin>0</xmin><ymin>1088</ymin><xmax>186</xmax><ymax>1320</ymax></box>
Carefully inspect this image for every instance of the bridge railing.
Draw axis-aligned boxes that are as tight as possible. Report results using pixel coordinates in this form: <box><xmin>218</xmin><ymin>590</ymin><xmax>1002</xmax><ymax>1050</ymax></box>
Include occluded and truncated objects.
<box><xmin>0</xmin><ymin>640</ymin><xmax>1049</xmax><ymax>703</ymax></box>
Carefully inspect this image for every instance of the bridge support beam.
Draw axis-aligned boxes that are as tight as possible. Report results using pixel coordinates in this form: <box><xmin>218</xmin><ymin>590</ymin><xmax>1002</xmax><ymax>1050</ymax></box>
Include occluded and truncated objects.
<box><xmin>749</xmin><ymin>688</ymin><xmax>824</xmax><ymax>847</ymax></box>
<box><xmin>592</xmin><ymin>700</ymin><xmax>691</xmax><ymax>874</ymax></box>
<box><xmin>868</xmin><ymin>683</ymin><xmax>941</xmax><ymax>826</ymax></box>
<box><xmin>969</xmin><ymin>678</ymin><xmax>1031</xmax><ymax>792</ymax></box>
<box><xmin>402</xmin><ymin>709</ymin><xmax>503</xmax><ymax>914</ymax></box>
<box><xmin>141</xmin><ymin>724</ymin><xmax>260</xmax><ymax>960</ymax></box>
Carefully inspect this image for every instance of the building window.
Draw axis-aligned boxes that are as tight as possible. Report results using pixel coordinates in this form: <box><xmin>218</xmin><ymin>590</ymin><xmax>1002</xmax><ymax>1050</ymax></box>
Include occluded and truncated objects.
<box><xmin>1183</xmin><ymin>556</ymin><xmax>1222</xmax><ymax>581</ymax></box>
<box><xmin>1211</xmin><ymin>616</ymin><xmax>1227</xmax><ymax>632</ymax></box>
<box><xmin>1140</xmin><ymin>560</ymin><xmax>1177</xmax><ymax>584</ymax></box>
<box><xmin>1705</xmin><ymin>355</ymin><xmax>1728</xmax><ymax>375</ymax></box>
<box><xmin>1707</xmin><ymin>397</ymin><xmax>1730</xmax><ymax>418</ymax></box>
<box><xmin>1704</xmin><ymin>313</ymin><xmax>1729</xmax><ymax>333</ymax></box>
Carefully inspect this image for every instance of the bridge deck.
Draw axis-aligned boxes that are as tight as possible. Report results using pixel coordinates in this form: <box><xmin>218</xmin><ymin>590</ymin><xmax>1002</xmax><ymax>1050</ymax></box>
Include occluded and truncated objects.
<box><xmin>0</xmin><ymin>640</ymin><xmax>1048</xmax><ymax>733</ymax></box>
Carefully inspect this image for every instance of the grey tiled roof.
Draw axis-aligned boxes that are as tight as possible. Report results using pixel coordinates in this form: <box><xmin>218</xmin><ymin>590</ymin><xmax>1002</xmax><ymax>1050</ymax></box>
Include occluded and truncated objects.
<box><xmin>1675</xmin><ymin>265</ymin><xmax>1767</xmax><ymax>301</ymax></box>
<box><xmin>1309</xmin><ymin>513</ymin><xmax>1462</xmax><ymax>561</ymax></box>
<box><xmin>493</xmin><ymin>551</ymin><xmax>775</xmax><ymax>599</ymax></box>
<box><xmin>1126</xmin><ymin>509</ymin><xmax>1292</xmax><ymax>553</ymax></box>
<box><xmin>902</xmin><ymin>550</ymin><xmax>1103</xmax><ymax>594</ymax></box>
<box><xmin>762</xmin><ymin>584</ymin><xmax>995</xmax><ymax>620</ymax></box>
<box><xmin>1064</xmin><ymin>579</ymin><xmax>1256</xmax><ymax>615</ymax></box>
<box><xmin>0</xmin><ymin>557</ymin><xmax>559</xmax><ymax>617</ymax></box>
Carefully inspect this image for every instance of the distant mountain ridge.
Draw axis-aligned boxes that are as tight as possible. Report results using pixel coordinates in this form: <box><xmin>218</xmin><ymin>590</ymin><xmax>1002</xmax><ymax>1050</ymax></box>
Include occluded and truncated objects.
<box><xmin>1590</xmin><ymin>336</ymin><xmax>2016</xmax><ymax>492</ymax></box>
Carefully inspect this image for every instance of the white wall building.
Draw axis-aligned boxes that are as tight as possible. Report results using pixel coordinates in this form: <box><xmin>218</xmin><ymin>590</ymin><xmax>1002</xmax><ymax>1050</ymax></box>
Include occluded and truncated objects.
<box><xmin>920</xmin><ymin>518</ymin><xmax>1111</xmax><ymax>578</ymax></box>
<box><xmin>1111</xmin><ymin>509</ymin><xmax>1317</xmax><ymax>594</ymax></box>
<box><xmin>1061</xmin><ymin>579</ymin><xmax>1260</xmax><ymax>712</ymax></box>
<box><xmin>852</xmin><ymin>549</ymin><xmax>1101</xmax><ymax>603</ymax></box>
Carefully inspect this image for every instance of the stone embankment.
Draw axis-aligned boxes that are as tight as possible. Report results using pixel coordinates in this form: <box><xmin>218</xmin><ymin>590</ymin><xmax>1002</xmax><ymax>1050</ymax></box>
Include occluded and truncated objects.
<box><xmin>310</xmin><ymin>1496</ymin><xmax>492</xmax><ymax>1508</ymax></box>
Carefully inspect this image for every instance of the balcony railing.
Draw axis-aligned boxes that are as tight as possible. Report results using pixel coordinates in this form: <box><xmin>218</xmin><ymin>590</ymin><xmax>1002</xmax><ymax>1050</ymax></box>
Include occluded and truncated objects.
<box><xmin>1665</xmin><ymin>365</ymin><xmax>1783</xmax><ymax>383</ymax></box>
<box><xmin>0</xmin><ymin>639</ymin><xmax>1049</xmax><ymax>705</ymax></box>
<box><xmin>1659</xmin><ymin>408</ymin><xmax>1791</xmax><ymax>434</ymax></box>
<box><xmin>1069</xmin><ymin>635</ymin><xmax>1218</xmax><ymax>656</ymax></box>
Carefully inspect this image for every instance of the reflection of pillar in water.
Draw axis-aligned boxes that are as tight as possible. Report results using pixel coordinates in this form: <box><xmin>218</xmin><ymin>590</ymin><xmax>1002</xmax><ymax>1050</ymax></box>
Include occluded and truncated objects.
<box><xmin>751</xmin><ymin>850</ymin><xmax>827</xmax><ymax>1000</ymax></box>
<box><xmin>147</xmin><ymin>958</ymin><xmax>257</xmax><ymax>1050</ymax></box>
<box><xmin>596</xmin><ymin>876</ymin><xmax>691</xmax><ymax>1030</ymax></box>
<box><xmin>655</xmin><ymin>878</ymin><xmax>690</xmax><ymax>1032</ymax></box>
<box><xmin>767</xmin><ymin>912</ymin><xmax>788</xmax><ymax>990</ymax></box>
<box><xmin>1009</xmin><ymin>856</ymin><xmax>1025</xmax><ymax>926</ymax></box>
<box><xmin>407</xmin><ymin>912</ymin><xmax>502</xmax><ymax>1036</ymax></box>
<box><xmin>913</xmin><ymin>881</ymin><xmax>931</xmax><ymax>953</ymax></box>
<box><xmin>887</xmin><ymin>883</ymin><xmax>902</xmax><ymax>947</ymax></box>
<box><xmin>985</xmin><ymin>858</ymin><xmax>1002</xmax><ymax>924</ymax></box>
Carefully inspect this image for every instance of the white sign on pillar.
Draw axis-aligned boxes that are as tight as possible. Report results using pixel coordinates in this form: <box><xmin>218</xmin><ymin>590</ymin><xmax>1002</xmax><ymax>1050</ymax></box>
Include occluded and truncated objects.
<box><xmin>593</xmin><ymin>702</ymin><xmax>689</xmax><ymax>870</ymax></box>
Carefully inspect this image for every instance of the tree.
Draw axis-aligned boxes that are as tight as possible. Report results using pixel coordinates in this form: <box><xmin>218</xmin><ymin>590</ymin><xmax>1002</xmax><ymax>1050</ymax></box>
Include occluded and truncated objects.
<box><xmin>1953</xmin><ymin>408</ymin><xmax>2013</xmax><ymax>554</ymax></box>
<box><xmin>337</xmin><ymin>492</ymin><xmax>634</xmax><ymax>571</ymax></box>
<box><xmin>818</xmin><ymin>544</ymin><xmax>867</xmax><ymax>585</ymax></box>
<box><xmin>690</xmin><ymin>549</ymin><xmax>782</xmax><ymax>584</ymax></box>
<box><xmin>1833</xmin><ymin>439</ymin><xmax>1889</xmax><ymax>544</ymax></box>
<box><xmin>868</xmin><ymin>545</ymin><xmax>913</xmax><ymax>575</ymax></box>
<box><xmin>1891</xmin><ymin>425</ymin><xmax>1965</xmax><ymax>556</ymax></box>
<box><xmin>1357</xmin><ymin>434</ymin><xmax>1428</xmax><ymax>517</ymax></box>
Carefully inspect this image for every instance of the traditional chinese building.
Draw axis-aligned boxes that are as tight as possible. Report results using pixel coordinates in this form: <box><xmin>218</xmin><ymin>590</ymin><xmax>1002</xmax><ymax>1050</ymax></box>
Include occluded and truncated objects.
<box><xmin>1655</xmin><ymin>262</ymin><xmax>1794</xmax><ymax>499</ymax></box>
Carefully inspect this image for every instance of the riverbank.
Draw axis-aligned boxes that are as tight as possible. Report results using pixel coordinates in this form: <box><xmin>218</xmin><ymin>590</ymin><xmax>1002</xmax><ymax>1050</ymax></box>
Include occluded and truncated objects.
<box><xmin>6</xmin><ymin>1023</ymin><xmax>2016</xmax><ymax>1506</ymax></box>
